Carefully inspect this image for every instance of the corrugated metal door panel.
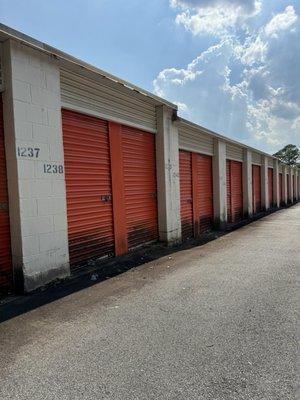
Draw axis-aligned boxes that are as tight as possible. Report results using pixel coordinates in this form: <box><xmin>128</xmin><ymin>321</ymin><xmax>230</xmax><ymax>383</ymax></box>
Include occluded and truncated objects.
<box><xmin>279</xmin><ymin>173</ymin><xmax>283</xmax><ymax>204</ymax></box>
<box><xmin>226</xmin><ymin>144</ymin><xmax>243</xmax><ymax>162</ymax></box>
<box><xmin>226</xmin><ymin>160</ymin><xmax>231</xmax><ymax>222</ymax></box>
<box><xmin>61</xmin><ymin>69</ymin><xmax>157</xmax><ymax>133</ymax></box>
<box><xmin>293</xmin><ymin>175</ymin><xmax>296</xmax><ymax>200</ymax></box>
<box><xmin>0</xmin><ymin>94</ymin><xmax>13</xmax><ymax>293</ymax></box>
<box><xmin>230</xmin><ymin>160</ymin><xmax>243</xmax><ymax>222</ymax></box>
<box><xmin>178</xmin><ymin>125</ymin><xmax>214</xmax><ymax>156</ymax></box>
<box><xmin>62</xmin><ymin>109</ymin><xmax>115</xmax><ymax>268</ymax></box>
<box><xmin>268</xmin><ymin>168</ymin><xmax>273</xmax><ymax>207</ymax></box>
<box><xmin>252</xmin><ymin>165</ymin><xmax>261</xmax><ymax>214</ymax></box>
<box><xmin>227</xmin><ymin>160</ymin><xmax>243</xmax><ymax>223</ymax></box>
<box><xmin>195</xmin><ymin>154</ymin><xmax>213</xmax><ymax>233</ymax></box>
<box><xmin>287</xmin><ymin>174</ymin><xmax>290</xmax><ymax>201</ymax></box>
<box><xmin>179</xmin><ymin>150</ymin><xmax>193</xmax><ymax>240</ymax></box>
<box><xmin>121</xmin><ymin>125</ymin><xmax>158</xmax><ymax>249</ymax></box>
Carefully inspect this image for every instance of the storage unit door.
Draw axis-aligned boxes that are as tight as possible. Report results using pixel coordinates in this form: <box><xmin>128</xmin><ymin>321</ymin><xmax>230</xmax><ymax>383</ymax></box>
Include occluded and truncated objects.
<box><xmin>195</xmin><ymin>154</ymin><xmax>213</xmax><ymax>233</ymax></box>
<box><xmin>287</xmin><ymin>175</ymin><xmax>290</xmax><ymax>201</ymax></box>
<box><xmin>226</xmin><ymin>160</ymin><xmax>231</xmax><ymax>222</ymax></box>
<box><xmin>252</xmin><ymin>165</ymin><xmax>261</xmax><ymax>214</ymax></box>
<box><xmin>227</xmin><ymin>160</ymin><xmax>243</xmax><ymax>223</ymax></box>
<box><xmin>62</xmin><ymin>110</ymin><xmax>115</xmax><ymax>268</ymax></box>
<box><xmin>121</xmin><ymin>126</ymin><xmax>158</xmax><ymax>249</ymax></box>
<box><xmin>293</xmin><ymin>175</ymin><xmax>296</xmax><ymax>201</ymax></box>
<box><xmin>268</xmin><ymin>168</ymin><xmax>273</xmax><ymax>207</ymax></box>
<box><xmin>279</xmin><ymin>173</ymin><xmax>283</xmax><ymax>205</ymax></box>
<box><xmin>0</xmin><ymin>95</ymin><xmax>13</xmax><ymax>294</ymax></box>
<box><xmin>179</xmin><ymin>150</ymin><xmax>193</xmax><ymax>240</ymax></box>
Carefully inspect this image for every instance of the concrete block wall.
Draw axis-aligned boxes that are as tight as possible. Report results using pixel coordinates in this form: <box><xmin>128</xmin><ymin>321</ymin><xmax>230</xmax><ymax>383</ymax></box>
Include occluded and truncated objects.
<box><xmin>2</xmin><ymin>39</ymin><xmax>69</xmax><ymax>291</ymax></box>
<box><xmin>213</xmin><ymin>139</ymin><xmax>227</xmax><ymax>228</ymax></box>
<box><xmin>156</xmin><ymin>106</ymin><xmax>181</xmax><ymax>244</ymax></box>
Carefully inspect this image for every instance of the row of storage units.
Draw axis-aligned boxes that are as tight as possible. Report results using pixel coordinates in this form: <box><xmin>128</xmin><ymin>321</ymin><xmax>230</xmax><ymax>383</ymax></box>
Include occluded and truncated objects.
<box><xmin>62</xmin><ymin>112</ymin><xmax>298</xmax><ymax>265</ymax></box>
<box><xmin>0</xmin><ymin>27</ymin><xmax>299</xmax><ymax>295</ymax></box>
<box><xmin>1</xmin><ymin>90</ymin><xmax>300</xmax><ymax>294</ymax></box>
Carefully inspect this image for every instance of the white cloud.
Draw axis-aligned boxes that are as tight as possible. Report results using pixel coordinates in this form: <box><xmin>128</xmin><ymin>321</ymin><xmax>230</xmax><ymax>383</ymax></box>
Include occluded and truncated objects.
<box><xmin>170</xmin><ymin>0</ymin><xmax>261</xmax><ymax>15</ymax></box>
<box><xmin>265</xmin><ymin>5</ymin><xmax>298</xmax><ymax>38</ymax></box>
<box><xmin>235</xmin><ymin>35</ymin><xmax>268</xmax><ymax>65</ymax></box>
<box><xmin>154</xmin><ymin>2</ymin><xmax>300</xmax><ymax>153</ymax></box>
<box><xmin>171</xmin><ymin>0</ymin><xmax>262</xmax><ymax>37</ymax></box>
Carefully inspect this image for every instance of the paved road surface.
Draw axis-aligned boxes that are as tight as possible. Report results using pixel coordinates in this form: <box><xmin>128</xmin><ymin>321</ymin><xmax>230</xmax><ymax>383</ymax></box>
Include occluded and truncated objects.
<box><xmin>0</xmin><ymin>204</ymin><xmax>299</xmax><ymax>399</ymax></box>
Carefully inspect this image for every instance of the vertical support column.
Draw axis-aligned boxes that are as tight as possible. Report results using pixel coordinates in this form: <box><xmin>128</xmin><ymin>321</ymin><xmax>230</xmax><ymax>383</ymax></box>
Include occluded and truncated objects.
<box><xmin>212</xmin><ymin>139</ymin><xmax>227</xmax><ymax>229</ymax></box>
<box><xmin>108</xmin><ymin>121</ymin><xmax>128</xmax><ymax>256</ymax></box>
<box><xmin>273</xmin><ymin>159</ymin><xmax>280</xmax><ymax>208</ymax></box>
<box><xmin>297</xmin><ymin>170</ymin><xmax>300</xmax><ymax>200</ymax></box>
<box><xmin>243</xmin><ymin>149</ymin><xmax>252</xmax><ymax>217</ymax></box>
<box><xmin>282</xmin><ymin>165</ymin><xmax>288</xmax><ymax>205</ymax></box>
<box><xmin>2</xmin><ymin>39</ymin><xmax>69</xmax><ymax>292</ymax></box>
<box><xmin>295</xmin><ymin>169</ymin><xmax>299</xmax><ymax>201</ymax></box>
<box><xmin>261</xmin><ymin>156</ymin><xmax>268</xmax><ymax>210</ymax></box>
<box><xmin>290</xmin><ymin>167</ymin><xmax>294</xmax><ymax>203</ymax></box>
<box><xmin>288</xmin><ymin>166</ymin><xmax>293</xmax><ymax>203</ymax></box>
<box><xmin>156</xmin><ymin>106</ymin><xmax>181</xmax><ymax>244</ymax></box>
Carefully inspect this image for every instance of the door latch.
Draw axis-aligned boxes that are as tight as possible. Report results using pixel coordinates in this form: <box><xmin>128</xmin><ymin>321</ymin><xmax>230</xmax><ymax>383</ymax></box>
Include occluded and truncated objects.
<box><xmin>0</xmin><ymin>202</ymin><xmax>8</xmax><ymax>211</ymax></box>
<box><xmin>101</xmin><ymin>194</ymin><xmax>112</xmax><ymax>202</ymax></box>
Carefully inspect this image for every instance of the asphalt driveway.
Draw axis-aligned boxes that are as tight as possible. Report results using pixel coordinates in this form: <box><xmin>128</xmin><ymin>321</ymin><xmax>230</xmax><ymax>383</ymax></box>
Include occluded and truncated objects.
<box><xmin>0</xmin><ymin>204</ymin><xmax>299</xmax><ymax>399</ymax></box>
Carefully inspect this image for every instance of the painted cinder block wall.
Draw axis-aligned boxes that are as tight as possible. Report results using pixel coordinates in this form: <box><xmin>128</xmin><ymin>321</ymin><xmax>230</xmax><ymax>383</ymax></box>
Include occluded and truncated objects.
<box><xmin>0</xmin><ymin>33</ymin><xmax>299</xmax><ymax>293</ymax></box>
<box><xmin>2</xmin><ymin>39</ymin><xmax>69</xmax><ymax>291</ymax></box>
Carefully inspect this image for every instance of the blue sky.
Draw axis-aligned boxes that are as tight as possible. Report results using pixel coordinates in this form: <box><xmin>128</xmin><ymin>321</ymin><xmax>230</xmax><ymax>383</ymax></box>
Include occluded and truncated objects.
<box><xmin>1</xmin><ymin>0</ymin><xmax>299</xmax><ymax>153</ymax></box>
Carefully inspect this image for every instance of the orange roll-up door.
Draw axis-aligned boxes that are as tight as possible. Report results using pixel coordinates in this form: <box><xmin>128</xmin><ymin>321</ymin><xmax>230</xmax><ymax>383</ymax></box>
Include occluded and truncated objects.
<box><xmin>179</xmin><ymin>150</ymin><xmax>193</xmax><ymax>240</ymax></box>
<box><xmin>252</xmin><ymin>165</ymin><xmax>261</xmax><ymax>214</ymax></box>
<box><xmin>231</xmin><ymin>160</ymin><xmax>243</xmax><ymax>222</ymax></box>
<box><xmin>0</xmin><ymin>95</ymin><xmax>13</xmax><ymax>294</ymax></box>
<box><xmin>268</xmin><ymin>168</ymin><xmax>273</xmax><ymax>207</ymax></box>
<box><xmin>293</xmin><ymin>175</ymin><xmax>296</xmax><ymax>201</ymax></box>
<box><xmin>195</xmin><ymin>154</ymin><xmax>213</xmax><ymax>233</ymax></box>
<box><xmin>227</xmin><ymin>160</ymin><xmax>243</xmax><ymax>223</ymax></box>
<box><xmin>121</xmin><ymin>125</ymin><xmax>158</xmax><ymax>250</ymax></box>
<box><xmin>62</xmin><ymin>110</ymin><xmax>115</xmax><ymax>268</ymax></box>
<box><xmin>279</xmin><ymin>173</ymin><xmax>283</xmax><ymax>205</ymax></box>
<box><xmin>226</xmin><ymin>160</ymin><xmax>231</xmax><ymax>222</ymax></box>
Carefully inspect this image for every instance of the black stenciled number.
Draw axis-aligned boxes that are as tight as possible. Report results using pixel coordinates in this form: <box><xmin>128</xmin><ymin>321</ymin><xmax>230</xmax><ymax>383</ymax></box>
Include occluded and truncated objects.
<box><xmin>18</xmin><ymin>147</ymin><xmax>27</xmax><ymax>157</ymax></box>
<box><xmin>17</xmin><ymin>146</ymin><xmax>40</xmax><ymax>158</ymax></box>
<box><xmin>43</xmin><ymin>163</ymin><xmax>64</xmax><ymax>174</ymax></box>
